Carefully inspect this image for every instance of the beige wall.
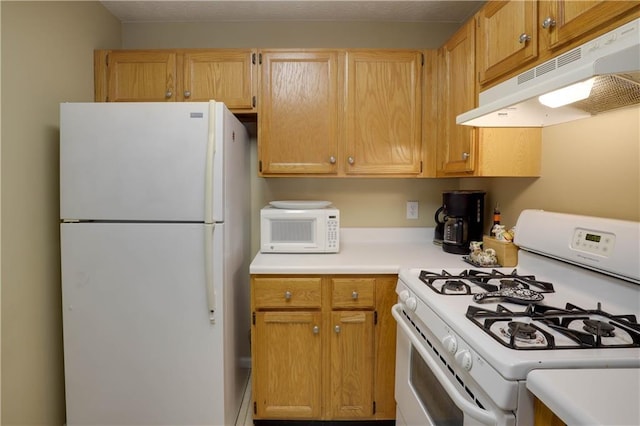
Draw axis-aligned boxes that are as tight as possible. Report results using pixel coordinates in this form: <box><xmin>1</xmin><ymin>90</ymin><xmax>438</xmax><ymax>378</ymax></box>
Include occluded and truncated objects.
<box><xmin>0</xmin><ymin>2</ymin><xmax>121</xmax><ymax>424</ymax></box>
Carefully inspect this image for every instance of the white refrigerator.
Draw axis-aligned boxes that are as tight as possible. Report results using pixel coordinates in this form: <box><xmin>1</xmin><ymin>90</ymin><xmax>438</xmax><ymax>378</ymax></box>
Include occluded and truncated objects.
<box><xmin>60</xmin><ymin>101</ymin><xmax>250</xmax><ymax>426</ymax></box>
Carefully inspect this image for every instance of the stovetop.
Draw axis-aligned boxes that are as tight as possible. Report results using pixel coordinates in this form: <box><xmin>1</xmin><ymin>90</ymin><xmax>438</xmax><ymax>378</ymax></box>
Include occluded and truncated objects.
<box><xmin>397</xmin><ymin>250</ymin><xmax>640</xmax><ymax>380</ymax></box>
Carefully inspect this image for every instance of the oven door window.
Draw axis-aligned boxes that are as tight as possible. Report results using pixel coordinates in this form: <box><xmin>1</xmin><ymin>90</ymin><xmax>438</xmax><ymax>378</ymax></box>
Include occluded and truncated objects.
<box><xmin>411</xmin><ymin>346</ymin><xmax>463</xmax><ymax>425</ymax></box>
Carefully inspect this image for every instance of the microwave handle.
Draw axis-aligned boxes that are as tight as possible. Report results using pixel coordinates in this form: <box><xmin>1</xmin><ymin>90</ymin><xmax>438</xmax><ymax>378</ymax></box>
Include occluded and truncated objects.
<box><xmin>392</xmin><ymin>304</ymin><xmax>498</xmax><ymax>426</ymax></box>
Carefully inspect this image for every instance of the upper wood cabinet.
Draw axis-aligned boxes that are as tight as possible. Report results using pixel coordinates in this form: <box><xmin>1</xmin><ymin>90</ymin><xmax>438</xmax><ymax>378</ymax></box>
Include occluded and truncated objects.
<box><xmin>181</xmin><ymin>49</ymin><xmax>255</xmax><ymax>109</ymax></box>
<box><xmin>344</xmin><ymin>50</ymin><xmax>422</xmax><ymax>176</ymax></box>
<box><xmin>94</xmin><ymin>49</ymin><xmax>256</xmax><ymax>112</ymax></box>
<box><xmin>438</xmin><ymin>19</ymin><xmax>477</xmax><ymax>174</ymax></box>
<box><xmin>539</xmin><ymin>1</ymin><xmax>640</xmax><ymax>51</ymax></box>
<box><xmin>436</xmin><ymin>20</ymin><xmax>542</xmax><ymax>178</ymax></box>
<box><xmin>258</xmin><ymin>49</ymin><xmax>423</xmax><ymax>177</ymax></box>
<box><xmin>476</xmin><ymin>1</ymin><xmax>640</xmax><ymax>90</ymax></box>
<box><xmin>476</xmin><ymin>0</ymin><xmax>539</xmax><ymax>86</ymax></box>
<box><xmin>96</xmin><ymin>50</ymin><xmax>177</xmax><ymax>102</ymax></box>
<box><xmin>258</xmin><ymin>49</ymin><xmax>342</xmax><ymax>176</ymax></box>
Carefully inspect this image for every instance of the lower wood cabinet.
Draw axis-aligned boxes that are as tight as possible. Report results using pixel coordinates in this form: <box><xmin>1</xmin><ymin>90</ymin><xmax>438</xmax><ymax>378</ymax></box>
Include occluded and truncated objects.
<box><xmin>250</xmin><ymin>274</ymin><xmax>397</xmax><ymax>421</ymax></box>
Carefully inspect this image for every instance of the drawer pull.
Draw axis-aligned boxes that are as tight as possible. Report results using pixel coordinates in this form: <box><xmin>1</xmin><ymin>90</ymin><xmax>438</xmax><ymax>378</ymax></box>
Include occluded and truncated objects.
<box><xmin>334</xmin><ymin>325</ymin><xmax>341</xmax><ymax>334</ymax></box>
<box><xmin>313</xmin><ymin>325</ymin><xmax>320</xmax><ymax>334</ymax></box>
<box><xmin>284</xmin><ymin>291</ymin><xmax>292</xmax><ymax>300</ymax></box>
<box><xmin>352</xmin><ymin>291</ymin><xmax>359</xmax><ymax>300</ymax></box>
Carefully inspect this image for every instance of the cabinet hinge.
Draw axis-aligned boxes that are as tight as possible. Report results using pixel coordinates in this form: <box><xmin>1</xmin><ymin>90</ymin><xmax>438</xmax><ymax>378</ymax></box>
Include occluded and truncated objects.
<box><xmin>259</xmin><ymin>53</ymin><xmax>263</xmax><ymax>65</ymax></box>
<box><xmin>252</xmin><ymin>312</ymin><xmax>256</xmax><ymax>325</ymax></box>
<box><xmin>374</xmin><ymin>311</ymin><xmax>378</xmax><ymax>325</ymax></box>
<box><xmin>373</xmin><ymin>401</ymin><xmax>376</xmax><ymax>414</ymax></box>
<box><xmin>259</xmin><ymin>160</ymin><xmax>262</xmax><ymax>173</ymax></box>
<box><xmin>254</xmin><ymin>401</ymin><xmax>257</xmax><ymax>415</ymax></box>
<box><xmin>420</xmin><ymin>161</ymin><xmax>423</xmax><ymax>173</ymax></box>
<box><xmin>252</xmin><ymin>53</ymin><xmax>256</xmax><ymax>65</ymax></box>
<box><xmin>252</xmin><ymin>95</ymin><xmax>256</xmax><ymax>108</ymax></box>
<box><xmin>421</xmin><ymin>53</ymin><xmax>424</xmax><ymax>66</ymax></box>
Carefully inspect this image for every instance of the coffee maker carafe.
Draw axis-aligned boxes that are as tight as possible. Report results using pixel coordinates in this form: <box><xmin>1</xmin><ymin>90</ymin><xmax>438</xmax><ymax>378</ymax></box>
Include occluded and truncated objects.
<box><xmin>438</xmin><ymin>190</ymin><xmax>485</xmax><ymax>255</ymax></box>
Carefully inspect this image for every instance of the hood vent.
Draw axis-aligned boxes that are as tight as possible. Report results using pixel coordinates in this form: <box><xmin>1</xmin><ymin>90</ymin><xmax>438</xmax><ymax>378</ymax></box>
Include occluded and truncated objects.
<box><xmin>457</xmin><ymin>18</ymin><xmax>640</xmax><ymax>127</ymax></box>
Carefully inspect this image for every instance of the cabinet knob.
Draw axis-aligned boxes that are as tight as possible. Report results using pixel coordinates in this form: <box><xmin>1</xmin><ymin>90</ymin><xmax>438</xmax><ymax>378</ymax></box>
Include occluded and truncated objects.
<box><xmin>329</xmin><ymin>156</ymin><xmax>336</xmax><ymax>164</ymax></box>
<box><xmin>541</xmin><ymin>17</ymin><xmax>556</xmax><ymax>29</ymax></box>
<box><xmin>313</xmin><ymin>325</ymin><xmax>320</xmax><ymax>335</ymax></box>
<box><xmin>184</xmin><ymin>90</ymin><xmax>191</xmax><ymax>98</ymax></box>
<box><xmin>351</xmin><ymin>291</ymin><xmax>359</xmax><ymax>300</ymax></box>
<box><xmin>165</xmin><ymin>90</ymin><xmax>173</xmax><ymax>98</ymax></box>
<box><xmin>284</xmin><ymin>291</ymin><xmax>292</xmax><ymax>300</ymax></box>
<box><xmin>347</xmin><ymin>156</ymin><xmax>355</xmax><ymax>165</ymax></box>
<box><xmin>334</xmin><ymin>325</ymin><xmax>341</xmax><ymax>334</ymax></box>
<box><xmin>518</xmin><ymin>33</ymin><xmax>531</xmax><ymax>44</ymax></box>
<box><xmin>462</xmin><ymin>152</ymin><xmax>470</xmax><ymax>160</ymax></box>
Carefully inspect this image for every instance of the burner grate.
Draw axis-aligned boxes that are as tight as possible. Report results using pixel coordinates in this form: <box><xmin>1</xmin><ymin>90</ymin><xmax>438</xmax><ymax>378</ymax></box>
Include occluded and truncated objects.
<box><xmin>418</xmin><ymin>269</ymin><xmax>555</xmax><ymax>295</ymax></box>
<box><xmin>466</xmin><ymin>302</ymin><xmax>640</xmax><ymax>350</ymax></box>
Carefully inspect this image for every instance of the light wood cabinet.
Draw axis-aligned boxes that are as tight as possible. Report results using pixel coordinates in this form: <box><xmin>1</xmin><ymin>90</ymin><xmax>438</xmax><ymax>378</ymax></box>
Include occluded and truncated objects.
<box><xmin>344</xmin><ymin>50</ymin><xmax>422</xmax><ymax>176</ymax></box>
<box><xmin>476</xmin><ymin>1</ymin><xmax>640</xmax><ymax>90</ymax></box>
<box><xmin>257</xmin><ymin>49</ymin><xmax>422</xmax><ymax>177</ymax></box>
<box><xmin>476</xmin><ymin>0</ymin><xmax>539</xmax><ymax>87</ymax></box>
<box><xmin>539</xmin><ymin>1</ymin><xmax>640</xmax><ymax>52</ymax></box>
<box><xmin>438</xmin><ymin>19</ymin><xmax>477</xmax><ymax>174</ymax></box>
<box><xmin>436</xmin><ymin>19</ymin><xmax>542</xmax><ymax>177</ymax></box>
<box><xmin>250</xmin><ymin>274</ymin><xmax>396</xmax><ymax>421</ymax></box>
<box><xmin>534</xmin><ymin>397</ymin><xmax>566</xmax><ymax>426</ymax></box>
<box><xmin>257</xmin><ymin>50</ymin><xmax>342</xmax><ymax>175</ymax></box>
<box><xmin>94</xmin><ymin>49</ymin><xmax>256</xmax><ymax>112</ymax></box>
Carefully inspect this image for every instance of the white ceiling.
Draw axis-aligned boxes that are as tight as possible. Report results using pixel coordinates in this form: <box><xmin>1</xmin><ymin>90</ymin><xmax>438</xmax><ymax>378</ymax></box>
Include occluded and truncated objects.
<box><xmin>100</xmin><ymin>0</ymin><xmax>485</xmax><ymax>23</ymax></box>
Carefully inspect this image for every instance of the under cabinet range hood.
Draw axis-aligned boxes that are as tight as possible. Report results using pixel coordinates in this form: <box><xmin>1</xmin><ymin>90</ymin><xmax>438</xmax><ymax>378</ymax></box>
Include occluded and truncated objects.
<box><xmin>458</xmin><ymin>17</ymin><xmax>640</xmax><ymax>127</ymax></box>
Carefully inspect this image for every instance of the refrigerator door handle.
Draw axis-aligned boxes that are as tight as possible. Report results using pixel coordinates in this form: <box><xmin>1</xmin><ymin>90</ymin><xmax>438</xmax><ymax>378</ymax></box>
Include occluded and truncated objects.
<box><xmin>204</xmin><ymin>100</ymin><xmax>216</xmax><ymax>224</ymax></box>
<box><xmin>204</xmin><ymin>223</ymin><xmax>216</xmax><ymax>323</ymax></box>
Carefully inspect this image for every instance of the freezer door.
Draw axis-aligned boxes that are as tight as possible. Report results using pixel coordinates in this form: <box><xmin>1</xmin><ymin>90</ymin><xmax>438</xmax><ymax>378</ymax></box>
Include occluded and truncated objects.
<box><xmin>61</xmin><ymin>222</ymin><xmax>245</xmax><ymax>425</ymax></box>
<box><xmin>60</xmin><ymin>102</ymin><xmax>233</xmax><ymax>222</ymax></box>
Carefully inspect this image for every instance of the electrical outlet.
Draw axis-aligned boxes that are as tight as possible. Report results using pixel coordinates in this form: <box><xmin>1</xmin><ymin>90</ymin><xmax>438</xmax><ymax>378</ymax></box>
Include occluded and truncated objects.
<box><xmin>406</xmin><ymin>201</ymin><xmax>419</xmax><ymax>220</ymax></box>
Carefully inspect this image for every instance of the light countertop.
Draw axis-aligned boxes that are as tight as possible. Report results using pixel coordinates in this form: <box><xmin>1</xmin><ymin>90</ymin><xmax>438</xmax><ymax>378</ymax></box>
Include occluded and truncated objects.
<box><xmin>527</xmin><ymin>368</ymin><xmax>640</xmax><ymax>426</ymax></box>
<box><xmin>250</xmin><ymin>227</ymin><xmax>470</xmax><ymax>274</ymax></box>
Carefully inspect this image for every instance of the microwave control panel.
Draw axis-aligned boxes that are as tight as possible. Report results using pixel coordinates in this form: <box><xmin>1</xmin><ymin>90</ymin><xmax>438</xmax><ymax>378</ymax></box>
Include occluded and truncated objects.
<box><xmin>327</xmin><ymin>215</ymin><xmax>339</xmax><ymax>251</ymax></box>
<box><xmin>571</xmin><ymin>228</ymin><xmax>615</xmax><ymax>257</ymax></box>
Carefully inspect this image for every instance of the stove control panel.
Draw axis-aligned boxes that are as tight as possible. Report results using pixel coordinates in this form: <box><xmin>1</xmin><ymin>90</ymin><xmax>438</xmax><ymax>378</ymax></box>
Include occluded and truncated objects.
<box><xmin>572</xmin><ymin>228</ymin><xmax>615</xmax><ymax>257</ymax></box>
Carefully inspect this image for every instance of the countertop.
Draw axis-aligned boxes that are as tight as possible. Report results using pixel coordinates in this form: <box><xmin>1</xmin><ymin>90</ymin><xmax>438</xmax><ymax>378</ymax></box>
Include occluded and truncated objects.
<box><xmin>250</xmin><ymin>227</ymin><xmax>470</xmax><ymax>274</ymax></box>
<box><xmin>527</xmin><ymin>368</ymin><xmax>640</xmax><ymax>426</ymax></box>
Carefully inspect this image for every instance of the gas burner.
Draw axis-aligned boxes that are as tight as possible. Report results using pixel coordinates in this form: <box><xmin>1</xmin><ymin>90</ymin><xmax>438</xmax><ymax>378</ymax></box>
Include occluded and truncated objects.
<box><xmin>442</xmin><ymin>280</ymin><xmax>471</xmax><ymax>294</ymax></box>
<box><xmin>583</xmin><ymin>319</ymin><xmax>616</xmax><ymax>337</ymax></box>
<box><xmin>508</xmin><ymin>321</ymin><xmax>538</xmax><ymax>340</ymax></box>
<box><xmin>499</xmin><ymin>279</ymin><xmax>522</xmax><ymax>290</ymax></box>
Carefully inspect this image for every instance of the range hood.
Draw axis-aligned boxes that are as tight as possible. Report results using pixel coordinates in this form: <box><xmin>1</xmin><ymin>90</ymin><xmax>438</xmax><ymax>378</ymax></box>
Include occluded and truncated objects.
<box><xmin>457</xmin><ymin>17</ymin><xmax>640</xmax><ymax>127</ymax></box>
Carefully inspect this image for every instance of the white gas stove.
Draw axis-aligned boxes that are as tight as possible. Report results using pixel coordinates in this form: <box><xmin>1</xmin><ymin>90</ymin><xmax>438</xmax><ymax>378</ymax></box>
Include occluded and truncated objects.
<box><xmin>393</xmin><ymin>210</ymin><xmax>640</xmax><ymax>426</ymax></box>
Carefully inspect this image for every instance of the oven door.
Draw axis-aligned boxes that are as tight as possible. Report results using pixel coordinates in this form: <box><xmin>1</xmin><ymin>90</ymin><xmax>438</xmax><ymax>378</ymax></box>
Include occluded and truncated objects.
<box><xmin>392</xmin><ymin>304</ymin><xmax>515</xmax><ymax>426</ymax></box>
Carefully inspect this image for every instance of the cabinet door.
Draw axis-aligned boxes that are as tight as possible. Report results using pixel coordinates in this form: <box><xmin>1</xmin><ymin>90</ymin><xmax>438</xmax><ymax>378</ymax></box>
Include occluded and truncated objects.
<box><xmin>253</xmin><ymin>311</ymin><xmax>322</xmax><ymax>419</ymax></box>
<box><xmin>106</xmin><ymin>51</ymin><xmax>177</xmax><ymax>102</ymax></box>
<box><xmin>345</xmin><ymin>50</ymin><xmax>422</xmax><ymax>175</ymax></box>
<box><xmin>438</xmin><ymin>20</ymin><xmax>476</xmax><ymax>174</ymax></box>
<box><xmin>181</xmin><ymin>49</ymin><xmax>255</xmax><ymax>110</ymax></box>
<box><xmin>329</xmin><ymin>311</ymin><xmax>374</xmax><ymax>419</ymax></box>
<box><xmin>476</xmin><ymin>0</ymin><xmax>538</xmax><ymax>85</ymax></box>
<box><xmin>539</xmin><ymin>0</ymin><xmax>640</xmax><ymax>51</ymax></box>
<box><xmin>258</xmin><ymin>50</ymin><xmax>341</xmax><ymax>175</ymax></box>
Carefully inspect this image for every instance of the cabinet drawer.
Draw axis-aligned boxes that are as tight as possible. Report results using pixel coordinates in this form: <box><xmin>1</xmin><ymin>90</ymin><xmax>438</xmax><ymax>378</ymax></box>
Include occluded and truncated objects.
<box><xmin>253</xmin><ymin>277</ymin><xmax>322</xmax><ymax>309</ymax></box>
<box><xmin>331</xmin><ymin>278</ymin><xmax>375</xmax><ymax>309</ymax></box>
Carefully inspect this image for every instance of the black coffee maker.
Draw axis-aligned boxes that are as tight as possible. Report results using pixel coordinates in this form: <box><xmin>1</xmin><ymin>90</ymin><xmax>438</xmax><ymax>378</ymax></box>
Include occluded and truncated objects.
<box><xmin>435</xmin><ymin>190</ymin><xmax>486</xmax><ymax>255</ymax></box>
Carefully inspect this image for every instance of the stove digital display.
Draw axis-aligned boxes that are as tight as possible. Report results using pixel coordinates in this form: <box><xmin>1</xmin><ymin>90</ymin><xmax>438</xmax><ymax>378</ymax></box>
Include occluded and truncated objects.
<box><xmin>585</xmin><ymin>233</ymin><xmax>601</xmax><ymax>243</ymax></box>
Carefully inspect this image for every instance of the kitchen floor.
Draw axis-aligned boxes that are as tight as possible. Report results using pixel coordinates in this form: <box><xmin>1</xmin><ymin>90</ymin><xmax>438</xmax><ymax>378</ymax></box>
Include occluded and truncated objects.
<box><xmin>236</xmin><ymin>372</ymin><xmax>253</xmax><ymax>426</ymax></box>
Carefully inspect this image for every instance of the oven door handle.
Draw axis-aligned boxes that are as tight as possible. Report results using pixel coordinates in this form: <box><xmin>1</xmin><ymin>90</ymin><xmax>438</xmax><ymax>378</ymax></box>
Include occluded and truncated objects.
<box><xmin>392</xmin><ymin>304</ymin><xmax>498</xmax><ymax>426</ymax></box>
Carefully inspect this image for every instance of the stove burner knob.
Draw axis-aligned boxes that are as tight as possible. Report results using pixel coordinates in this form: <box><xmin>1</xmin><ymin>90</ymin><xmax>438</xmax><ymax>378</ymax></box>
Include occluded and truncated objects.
<box><xmin>455</xmin><ymin>350</ymin><xmax>473</xmax><ymax>371</ymax></box>
<box><xmin>399</xmin><ymin>290</ymin><xmax>410</xmax><ymax>303</ymax></box>
<box><xmin>405</xmin><ymin>296</ymin><xmax>418</xmax><ymax>312</ymax></box>
<box><xmin>442</xmin><ymin>335</ymin><xmax>458</xmax><ymax>354</ymax></box>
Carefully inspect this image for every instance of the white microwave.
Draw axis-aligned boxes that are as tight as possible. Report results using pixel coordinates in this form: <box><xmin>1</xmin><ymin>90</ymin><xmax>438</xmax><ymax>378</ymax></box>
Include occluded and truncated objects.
<box><xmin>260</xmin><ymin>206</ymin><xmax>340</xmax><ymax>253</ymax></box>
